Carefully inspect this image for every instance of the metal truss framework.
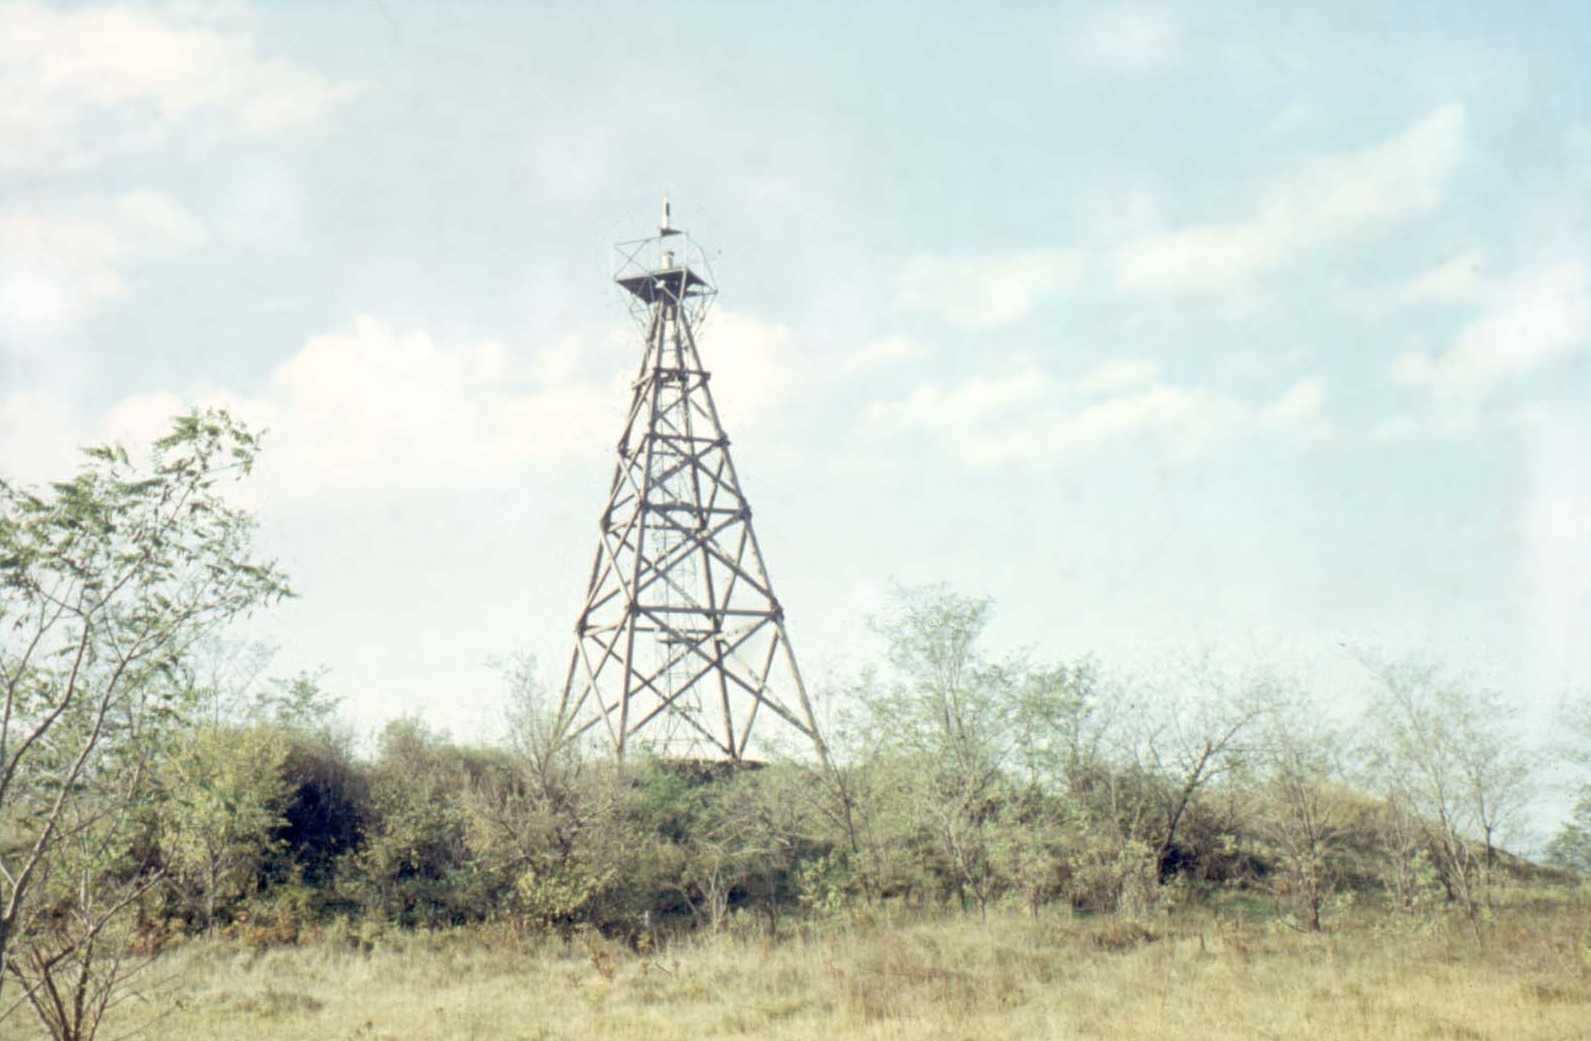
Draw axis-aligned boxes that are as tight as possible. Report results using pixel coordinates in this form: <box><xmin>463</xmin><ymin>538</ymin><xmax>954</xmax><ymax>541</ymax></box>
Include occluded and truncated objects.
<box><xmin>557</xmin><ymin>209</ymin><xmax>824</xmax><ymax>762</ymax></box>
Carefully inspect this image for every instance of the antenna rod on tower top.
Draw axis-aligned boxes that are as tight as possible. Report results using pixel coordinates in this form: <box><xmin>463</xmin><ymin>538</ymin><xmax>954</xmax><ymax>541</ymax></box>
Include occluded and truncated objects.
<box><xmin>660</xmin><ymin>195</ymin><xmax>671</xmax><ymax>233</ymax></box>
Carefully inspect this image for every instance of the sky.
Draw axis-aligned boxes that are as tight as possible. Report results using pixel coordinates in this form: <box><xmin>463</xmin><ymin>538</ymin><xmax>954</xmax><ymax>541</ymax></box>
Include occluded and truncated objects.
<box><xmin>2</xmin><ymin>1</ymin><xmax>1590</xmax><ymax>791</ymax></box>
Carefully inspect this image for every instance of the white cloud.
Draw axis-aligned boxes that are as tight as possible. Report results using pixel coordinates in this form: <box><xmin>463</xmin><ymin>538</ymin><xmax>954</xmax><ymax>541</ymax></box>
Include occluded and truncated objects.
<box><xmin>98</xmin><ymin>389</ymin><xmax>195</xmax><ymax>459</ymax></box>
<box><xmin>1</xmin><ymin>309</ymin><xmax>801</xmax><ymax>500</ymax></box>
<box><xmin>0</xmin><ymin>276</ymin><xmax>71</xmax><ymax>327</ymax></box>
<box><xmin>1259</xmin><ymin>379</ymin><xmax>1330</xmax><ymax>438</ymax></box>
<box><xmin>245</xmin><ymin>318</ymin><xmax>623</xmax><ymax>496</ymax></box>
<box><xmin>867</xmin><ymin>366</ymin><xmax>1051</xmax><ymax>444</ymax></box>
<box><xmin>0</xmin><ymin>389</ymin><xmax>86</xmax><ymax>485</ymax></box>
<box><xmin>1393</xmin><ymin>258</ymin><xmax>1591</xmax><ymax>404</ymax></box>
<box><xmin>696</xmin><ymin>310</ymin><xmax>798</xmax><ymax>430</ymax></box>
<box><xmin>1520</xmin><ymin>406</ymin><xmax>1591</xmax><ymax>690</ymax></box>
<box><xmin>1074</xmin><ymin>6</ymin><xmax>1179</xmax><ymax>70</ymax></box>
<box><xmin>0</xmin><ymin>319</ymin><xmax>614</xmax><ymax>500</ymax></box>
<box><xmin>1402</xmin><ymin>249</ymin><xmax>1487</xmax><ymax>306</ymax></box>
<box><xmin>1049</xmin><ymin>384</ymin><xmax>1225</xmax><ymax>459</ymax></box>
<box><xmin>868</xmin><ymin>362</ymin><xmax>1325</xmax><ymax>466</ymax></box>
<box><xmin>0</xmin><ymin>4</ymin><xmax>351</xmax><ymax>335</ymax></box>
<box><xmin>844</xmin><ymin>334</ymin><xmax>923</xmax><ymax>373</ymax></box>
<box><xmin>0</xmin><ymin>192</ymin><xmax>209</xmax><ymax>336</ymax></box>
<box><xmin>899</xmin><ymin>250</ymin><xmax>1080</xmax><ymax>328</ymax></box>
<box><xmin>0</xmin><ymin>2</ymin><xmax>358</xmax><ymax>173</ymax></box>
<box><xmin>1119</xmin><ymin>105</ymin><xmax>1467</xmax><ymax>294</ymax></box>
<box><xmin>1368</xmin><ymin>414</ymin><xmax>1426</xmax><ymax>442</ymax></box>
<box><xmin>115</xmin><ymin>190</ymin><xmax>208</xmax><ymax>247</ymax></box>
<box><xmin>1074</xmin><ymin>358</ymin><xmax>1160</xmax><ymax>395</ymax></box>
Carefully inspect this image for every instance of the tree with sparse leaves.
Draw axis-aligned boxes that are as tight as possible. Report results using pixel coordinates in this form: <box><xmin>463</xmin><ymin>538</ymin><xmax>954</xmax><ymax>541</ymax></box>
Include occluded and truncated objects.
<box><xmin>858</xmin><ymin>585</ymin><xmax>1084</xmax><ymax>915</ymax></box>
<box><xmin>1545</xmin><ymin>793</ymin><xmax>1591</xmax><ymax>876</ymax></box>
<box><xmin>1548</xmin><ymin>696</ymin><xmax>1591</xmax><ymax>877</ymax></box>
<box><xmin>1251</xmin><ymin>694</ymin><xmax>1360</xmax><ymax>930</ymax></box>
<box><xmin>1361</xmin><ymin>658</ymin><xmax>1534</xmax><ymax>927</ymax></box>
<box><xmin>0</xmin><ymin>409</ymin><xmax>289</xmax><ymax>1025</ymax></box>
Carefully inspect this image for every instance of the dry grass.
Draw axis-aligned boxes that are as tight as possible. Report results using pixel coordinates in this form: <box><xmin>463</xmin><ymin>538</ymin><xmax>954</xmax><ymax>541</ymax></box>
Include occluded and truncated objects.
<box><xmin>69</xmin><ymin>895</ymin><xmax>1591</xmax><ymax>1041</ymax></box>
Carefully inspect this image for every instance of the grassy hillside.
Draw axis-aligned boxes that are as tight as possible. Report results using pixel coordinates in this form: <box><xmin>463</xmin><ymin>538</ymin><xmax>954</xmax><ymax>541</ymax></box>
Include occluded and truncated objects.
<box><xmin>95</xmin><ymin>891</ymin><xmax>1591</xmax><ymax>1041</ymax></box>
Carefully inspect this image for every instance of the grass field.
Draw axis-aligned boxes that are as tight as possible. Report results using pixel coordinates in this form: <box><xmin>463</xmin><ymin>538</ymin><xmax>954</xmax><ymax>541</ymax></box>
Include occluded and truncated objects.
<box><xmin>73</xmin><ymin>894</ymin><xmax>1591</xmax><ymax>1041</ymax></box>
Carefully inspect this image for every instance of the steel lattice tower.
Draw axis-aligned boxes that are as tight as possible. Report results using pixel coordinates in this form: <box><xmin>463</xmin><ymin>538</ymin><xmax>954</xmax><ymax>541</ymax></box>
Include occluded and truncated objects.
<box><xmin>556</xmin><ymin>202</ymin><xmax>825</xmax><ymax>762</ymax></box>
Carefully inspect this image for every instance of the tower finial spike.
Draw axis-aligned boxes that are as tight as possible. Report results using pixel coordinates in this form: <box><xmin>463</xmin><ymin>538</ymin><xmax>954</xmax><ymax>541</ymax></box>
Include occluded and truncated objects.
<box><xmin>660</xmin><ymin>194</ymin><xmax>671</xmax><ymax>234</ymax></box>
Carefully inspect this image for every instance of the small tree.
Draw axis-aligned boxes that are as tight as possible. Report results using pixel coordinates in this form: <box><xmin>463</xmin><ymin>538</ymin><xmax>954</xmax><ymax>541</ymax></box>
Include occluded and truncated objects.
<box><xmin>1009</xmin><ymin>659</ymin><xmax>1104</xmax><ymax>796</ymax></box>
<box><xmin>157</xmin><ymin>724</ymin><xmax>292</xmax><ymax>931</ymax></box>
<box><xmin>3</xmin><ymin>786</ymin><xmax>163</xmax><ymax>1041</ymax></box>
<box><xmin>989</xmin><ymin>787</ymin><xmax>1074</xmax><ymax>917</ymax></box>
<box><xmin>1252</xmin><ymin>699</ymin><xmax>1357</xmax><ymax>930</ymax></box>
<box><xmin>359</xmin><ymin>719</ymin><xmax>517</xmax><ymax>926</ymax></box>
<box><xmin>859</xmin><ymin>587</ymin><xmax>1016</xmax><ymax>914</ymax></box>
<box><xmin>789</xmin><ymin>673</ymin><xmax>897</xmax><ymax>906</ymax></box>
<box><xmin>0</xmin><ymin>410</ymin><xmax>289</xmax><ymax>1007</ymax></box>
<box><xmin>674</xmin><ymin>777</ymin><xmax>769</xmax><ymax>933</ymax></box>
<box><xmin>857</xmin><ymin>585</ymin><xmax>1084</xmax><ymax>916</ymax></box>
<box><xmin>1547</xmin><ymin>697</ymin><xmax>1591</xmax><ymax>877</ymax></box>
<box><xmin>1119</xmin><ymin>658</ymin><xmax>1271</xmax><ymax>880</ymax></box>
<box><xmin>1545</xmin><ymin>792</ymin><xmax>1591</xmax><ymax>876</ymax></box>
<box><xmin>1361</xmin><ymin>658</ymin><xmax>1534</xmax><ymax>926</ymax></box>
<box><xmin>499</xmin><ymin>652</ymin><xmax>583</xmax><ymax>805</ymax></box>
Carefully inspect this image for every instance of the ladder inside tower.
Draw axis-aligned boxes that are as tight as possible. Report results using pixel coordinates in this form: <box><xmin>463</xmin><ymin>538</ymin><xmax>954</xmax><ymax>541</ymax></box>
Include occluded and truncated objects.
<box><xmin>652</xmin><ymin>439</ymin><xmax>706</xmax><ymax>753</ymax></box>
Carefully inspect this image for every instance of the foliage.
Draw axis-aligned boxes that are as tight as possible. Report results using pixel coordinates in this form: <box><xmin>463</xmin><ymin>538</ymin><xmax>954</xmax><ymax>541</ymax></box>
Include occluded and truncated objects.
<box><xmin>3</xmin><ymin>538</ymin><xmax>1571</xmax><ymax>1032</ymax></box>
<box><xmin>355</xmin><ymin>719</ymin><xmax>484</xmax><ymax>927</ymax></box>
<box><xmin>1550</xmin><ymin>697</ymin><xmax>1591</xmax><ymax>877</ymax></box>
<box><xmin>854</xmin><ymin>585</ymin><xmax>1077</xmax><ymax>914</ymax></box>
<box><xmin>1361</xmin><ymin>657</ymin><xmax>1535</xmax><ymax>926</ymax></box>
<box><xmin>271</xmin><ymin>727</ymin><xmax>367</xmax><ymax>889</ymax></box>
<box><xmin>0</xmin><ymin>409</ymin><xmax>289</xmax><ymax>1016</ymax></box>
<box><xmin>157</xmin><ymin>724</ymin><xmax>292</xmax><ymax>930</ymax></box>
<box><xmin>1249</xmin><ymin>698</ymin><xmax>1361</xmax><ymax>930</ymax></box>
<box><xmin>1545</xmin><ymin>791</ymin><xmax>1591</xmax><ymax>876</ymax></box>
